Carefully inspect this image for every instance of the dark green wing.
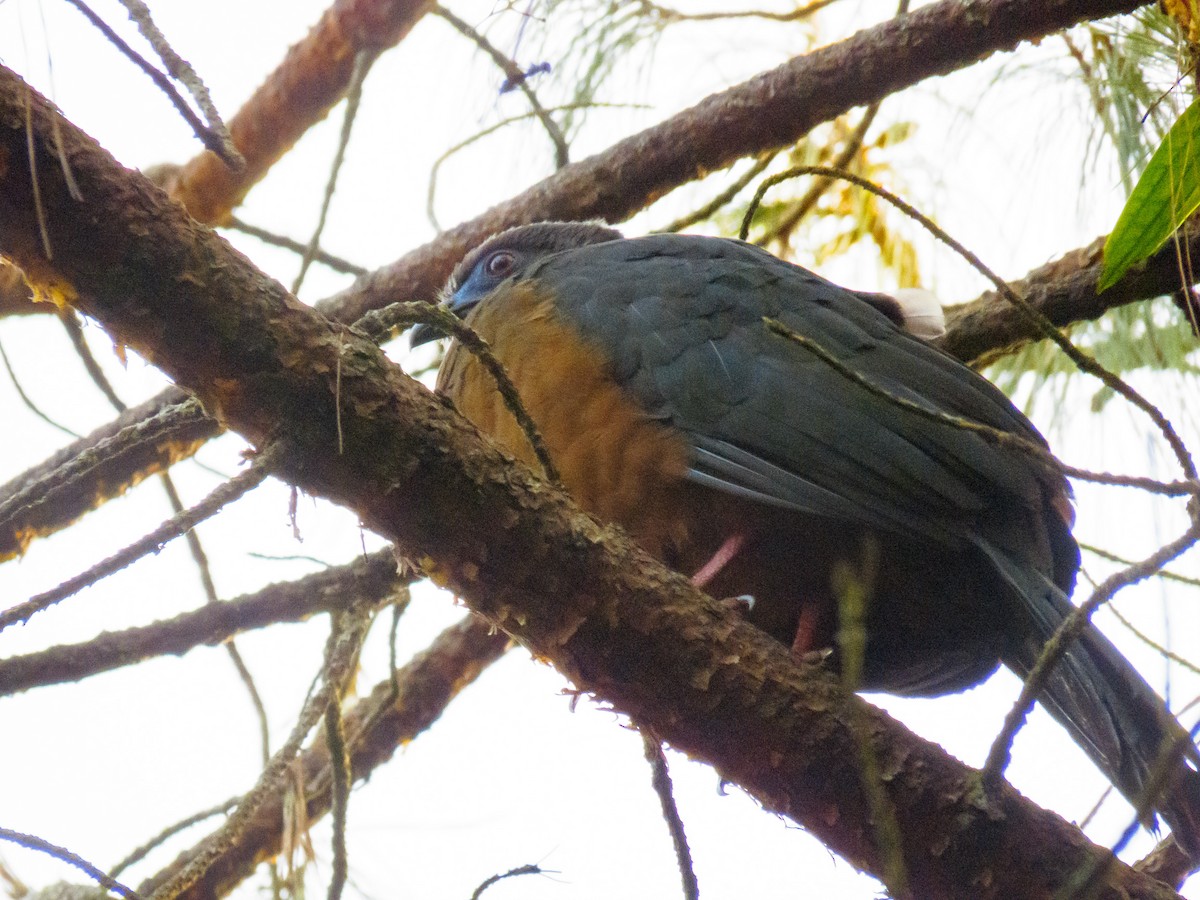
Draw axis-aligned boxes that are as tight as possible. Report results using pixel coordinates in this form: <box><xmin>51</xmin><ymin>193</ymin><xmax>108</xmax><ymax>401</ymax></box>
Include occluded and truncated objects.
<box><xmin>532</xmin><ymin>233</ymin><xmax>1060</xmax><ymax>562</ymax></box>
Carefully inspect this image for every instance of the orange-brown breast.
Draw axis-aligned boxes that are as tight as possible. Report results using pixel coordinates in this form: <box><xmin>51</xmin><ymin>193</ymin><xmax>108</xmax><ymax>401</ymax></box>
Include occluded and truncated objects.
<box><xmin>437</xmin><ymin>281</ymin><xmax>696</xmax><ymax>559</ymax></box>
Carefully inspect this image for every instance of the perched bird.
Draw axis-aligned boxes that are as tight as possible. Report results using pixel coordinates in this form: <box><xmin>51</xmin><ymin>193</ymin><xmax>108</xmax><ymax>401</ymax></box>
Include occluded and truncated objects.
<box><xmin>412</xmin><ymin>221</ymin><xmax>1200</xmax><ymax>854</ymax></box>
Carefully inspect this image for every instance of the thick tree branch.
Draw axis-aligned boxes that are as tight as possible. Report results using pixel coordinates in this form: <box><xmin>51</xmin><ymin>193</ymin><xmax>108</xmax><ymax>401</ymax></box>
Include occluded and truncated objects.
<box><xmin>940</xmin><ymin>230</ymin><xmax>1200</xmax><ymax>365</ymax></box>
<box><xmin>0</xmin><ymin>65</ymin><xmax>1185</xmax><ymax>900</ymax></box>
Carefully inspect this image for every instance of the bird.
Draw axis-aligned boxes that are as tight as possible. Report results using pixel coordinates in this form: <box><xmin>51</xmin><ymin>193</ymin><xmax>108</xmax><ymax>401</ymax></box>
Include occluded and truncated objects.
<box><xmin>411</xmin><ymin>220</ymin><xmax>1200</xmax><ymax>856</ymax></box>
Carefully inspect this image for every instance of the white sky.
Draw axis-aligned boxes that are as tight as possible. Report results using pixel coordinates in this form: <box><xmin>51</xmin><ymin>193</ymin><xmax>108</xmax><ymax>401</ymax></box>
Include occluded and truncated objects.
<box><xmin>0</xmin><ymin>1</ymin><xmax>1198</xmax><ymax>898</ymax></box>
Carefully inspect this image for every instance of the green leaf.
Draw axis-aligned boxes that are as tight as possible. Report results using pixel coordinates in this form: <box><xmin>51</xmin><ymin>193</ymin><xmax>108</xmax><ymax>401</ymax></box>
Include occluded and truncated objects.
<box><xmin>1099</xmin><ymin>97</ymin><xmax>1200</xmax><ymax>291</ymax></box>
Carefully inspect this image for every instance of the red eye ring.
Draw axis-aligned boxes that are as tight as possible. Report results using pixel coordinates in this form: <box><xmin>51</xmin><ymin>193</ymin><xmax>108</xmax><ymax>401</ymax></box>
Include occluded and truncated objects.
<box><xmin>484</xmin><ymin>250</ymin><xmax>516</xmax><ymax>278</ymax></box>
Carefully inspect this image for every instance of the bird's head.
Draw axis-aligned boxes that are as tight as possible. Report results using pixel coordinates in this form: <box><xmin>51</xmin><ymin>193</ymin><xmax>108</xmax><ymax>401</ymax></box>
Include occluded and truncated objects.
<box><xmin>410</xmin><ymin>221</ymin><xmax>623</xmax><ymax>347</ymax></box>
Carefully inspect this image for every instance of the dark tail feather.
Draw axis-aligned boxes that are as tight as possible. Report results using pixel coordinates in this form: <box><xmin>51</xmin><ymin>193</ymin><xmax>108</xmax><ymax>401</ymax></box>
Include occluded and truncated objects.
<box><xmin>980</xmin><ymin>543</ymin><xmax>1200</xmax><ymax>858</ymax></box>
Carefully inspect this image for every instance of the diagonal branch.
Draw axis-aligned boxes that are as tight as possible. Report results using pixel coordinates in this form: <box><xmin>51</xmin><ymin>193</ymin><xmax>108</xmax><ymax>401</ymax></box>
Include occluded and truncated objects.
<box><xmin>0</xmin><ymin>63</ymin><xmax>1185</xmax><ymax>900</ymax></box>
<box><xmin>152</xmin><ymin>0</ymin><xmax>436</xmax><ymax>225</ymax></box>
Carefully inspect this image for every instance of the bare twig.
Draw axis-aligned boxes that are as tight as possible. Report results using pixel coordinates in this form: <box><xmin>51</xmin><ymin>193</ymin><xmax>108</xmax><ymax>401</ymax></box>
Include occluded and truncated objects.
<box><xmin>0</xmin><ymin>827</ymin><xmax>142</xmax><ymax>899</ymax></box>
<box><xmin>982</xmin><ymin>523</ymin><xmax>1200</xmax><ymax>785</ymax></box>
<box><xmin>1082</xmin><ymin>542</ymin><xmax>1200</xmax><ymax>589</ymax></box>
<box><xmin>158</xmin><ymin>472</ymin><xmax>273</xmax><ymax>764</ymax></box>
<box><xmin>58</xmin><ymin>0</ymin><xmax>235</xmax><ymax>163</ymax></box>
<box><xmin>292</xmin><ymin>51</ymin><xmax>375</xmax><ymax>296</ymax></box>
<box><xmin>0</xmin><ymin>335</ymin><xmax>78</xmax><ymax>437</ymax></box>
<box><xmin>108</xmin><ymin>799</ymin><xmax>240</xmax><ymax>882</ymax></box>
<box><xmin>357</xmin><ymin>300</ymin><xmax>560</xmax><ymax>484</ymax></box>
<box><xmin>114</xmin><ymin>0</ymin><xmax>242</xmax><ymax>169</ymax></box>
<box><xmin>0</xmin><ymin>547</ymin><xmax>400</xmax><ymax>696</ymax></box>
<box><xmin>324</xmin><ymin>697</ymin><xmax>350</xmax><ymax>900</ymax></box>
<box><xmin>468</xmin><ymin>864</ymin><xmax>546</xmax><ymax>900</ymax></box>
<box><xmin>754</xmin><ymin>106</ymin><xmax>882</xmax><ymax>248</ymax></box>
<box><xmin>146</xmin><ymin>608</ymin><xmax>370</xmax><ymax>900</ymax></box>
<box><xmin>435</xmin><ymin>6</ymin><xmax>569</xmax><ymax>169</ymax></box>
<box><xmin>639</xmin><ymin>729</ymin><xmax>699</xmax><ymax>900</ymax></box>
<box><xmin>224</xmin><ymin>217</ymin><xmax>367</xmax><ymax>276</ymax></box>
<box><xmin>58</xmin><ymin>308</ymin><xmax>126</xmax><ymax>410</ymax></box>
<box><xmin>138</xmin><ymin>619</ymin><xmax>510</xmax><ymax>899</ymax></box>
<box><xmin>659</xmin><ymin>152</ymin><xmax>777</xmax><ymax>233</ymax></box>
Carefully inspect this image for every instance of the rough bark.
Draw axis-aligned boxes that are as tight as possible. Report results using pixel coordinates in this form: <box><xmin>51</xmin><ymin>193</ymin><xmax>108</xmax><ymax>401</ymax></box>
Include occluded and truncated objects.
<box><xmin>939</xmin><ymin>230</ymin><xmax>1200</xmax><ymax>365</ymax></box>
<box><xmin>0</xmin><ymin>64</ymin><xmax>1185</xmax><ymax>900</ymax></box>
<box><xmin>0</xmin><ymin>392</ymin><xmax>211</xmax><ymax>560</ymax></box>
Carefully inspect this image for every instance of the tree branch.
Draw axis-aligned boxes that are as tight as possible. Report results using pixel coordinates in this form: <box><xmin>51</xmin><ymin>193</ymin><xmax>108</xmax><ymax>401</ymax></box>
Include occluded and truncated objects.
<box><xmin>0</xmin><ymin>63</ymin><xmax>1184</xmax><ymax>900</ymax></box>
<box><xmin>137</xmin><ymin>616</ymin><xmax>510</xmax><ymax>899</ymax></box>
<box><xmin>939</xmin><ymin>231</ymin><xmax>1200</xmax><ymax>365</ymax></box>
<box><xmin>149</xmin><ymin>0</ymin><xmax>436</xmax><ymax>225</ymax></box>
<box><xmin>0</xmin><ymin>549</ymin><xmax>403</xmax><ymax>696</ymax></box>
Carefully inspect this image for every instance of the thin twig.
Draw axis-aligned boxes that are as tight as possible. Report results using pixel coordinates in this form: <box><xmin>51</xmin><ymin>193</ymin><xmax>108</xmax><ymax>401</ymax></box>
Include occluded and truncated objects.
<box><xmin>425</xmin><ymin>103</ymin><xmax>642</xmax><ymax>231</ymax></box>
<box><xmin>1082</xmin><ymin>542</ymin><xmax>1200</xmax><ymax>589</ymax></box>
<box><xmin>109</xmin><ymin>799</ymin><xmax>240</xmax><ymax>881</ymax></box>
<box><xmin>58</xmin><ymin>0</ymin><xmax>231</xmax><ymax>162</ymax></box>
<box><xmin>114</xmin><ymin>0</ymin><xmax>243</xmax><ymax>169</ymax></box>
<box><xmin>147</xmin><ymin>609</ymin><xmax>370</xmax><ymax>900</ymax></box>
<box><xmin>224</xmin><ymin>217</ymin><xmax>366</xmax><ymax>276</ymax></box>
<box><xmin>755</xmin><ymin>106</ymin><xmax>881</xmax><ymax>248</ymax></box>
<box><xmin>0</xmin><ymin>826</ymin><xmax>142</xmax><ymax>899</ymax></box>
<box><xmin>832</xmin><ymin>541</ymin><xmax>909</xmax><ymax>897</ymax></box>
<box><xmin>637</xmin><ymin>0</ymin><xmax>841</xmax><ymax>22</ymax></box>
<box><xmin>0</xmin><ymin>445</ymin><xmax>276</xmax><ymax>632</ymax></box>
<box><xmin>659</xmin><ymin>152</ymin><xmax>777</xmax><ymax>233</ymax></box>
<box><xmin>469</xmin><ymin>864</ymin><xmax>545</xmax><ymax>900</ymax></box>
<box><xmin>764</xmin><ymin>319</ymin><xmax>1065</xmax><ymax>472</ymax></box>
<box><xmin>158</xmin><ymin>472</ymin><xmax>272</xmax><ymax>764</ymax></box>
<box><xmin>435</xmin><ymin>6</ymin><xmax>569</xmax><ymax>169</ymax></box>
<box><xmin>766</xmin><ymin>318</ymin><xmax>1200</xmax><ymax>498</ymax></box>
<box><xmin>292</xmin><ymin>51</ymin><xmax>375</xmax><ymax>296</ymax></box>
<box><xmin>0</xmin><ymin>336</ymin><xmax>78</xmax><ymax>437</ymax></box>
<box><xmin>324</xmin><ymin>697</ymin><xmax>350</xmax><ymax>900</ymax></box>
<box><xmin>0</xmin><ymin>549</ymin><xmax>401</xmax><ymax>697</ymax></box>
<box><xmin>59</xmin><ymin>308</ymin><xmax>126</xmax><ymax>411</ymax></box>
<box><xmin>23</xmin><ymin>85</ymin><xmax>52</xmax><ymax>259</ymax></box>
<box><xmin>356</xmin><ymin>301</ymin><xmax>559</xmax><ymax>483</ymax></box>
<box><xmin>639</xmin><ymin>729</ymin><xmax>699</xmax><ymax>900</ymax></box>
<box><xmin>1107</xmin><ymin>604</ymin><xmax>1200</xmax><ymax>678</ymax></box>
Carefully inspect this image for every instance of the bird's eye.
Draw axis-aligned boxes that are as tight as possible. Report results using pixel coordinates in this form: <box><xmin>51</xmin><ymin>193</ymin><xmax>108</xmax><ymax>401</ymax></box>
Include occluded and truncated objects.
<box><xmin>484</xmin><ymin>250</ymin><xmax>516</xmax><ymax>279</ymax></box>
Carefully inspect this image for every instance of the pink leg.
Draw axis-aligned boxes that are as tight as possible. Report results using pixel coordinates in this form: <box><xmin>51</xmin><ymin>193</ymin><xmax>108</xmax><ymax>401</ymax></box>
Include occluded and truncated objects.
<box><xmin>791</xmin><ymin>605</ymin><xmax>819</xmax><ymax>658</ymax></box>
<box><xmin>690</xmin><ymin>533</ymin><xmax>746</xmax><ymax>588</ymax></box>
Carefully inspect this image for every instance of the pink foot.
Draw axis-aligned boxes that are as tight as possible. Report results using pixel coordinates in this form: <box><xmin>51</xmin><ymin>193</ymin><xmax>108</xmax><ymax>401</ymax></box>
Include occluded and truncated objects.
<box><xmin>691</xmin><ymin>533</ymin><xmax>746</xmax><ymax>588</ymax></box>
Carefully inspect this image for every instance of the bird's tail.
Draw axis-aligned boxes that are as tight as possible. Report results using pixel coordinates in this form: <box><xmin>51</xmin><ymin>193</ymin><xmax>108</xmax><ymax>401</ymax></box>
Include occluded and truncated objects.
<box><xmin>981</xmin><ymin>543</ymin><xmax>1200</xmax><ymax>858</ymax></box>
